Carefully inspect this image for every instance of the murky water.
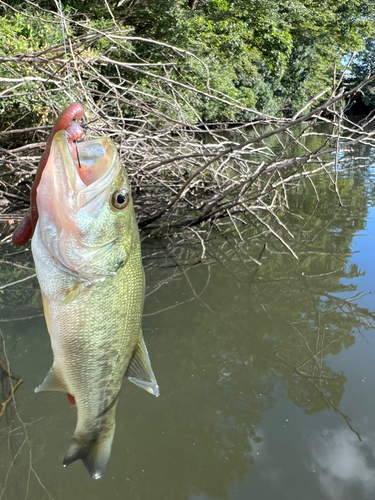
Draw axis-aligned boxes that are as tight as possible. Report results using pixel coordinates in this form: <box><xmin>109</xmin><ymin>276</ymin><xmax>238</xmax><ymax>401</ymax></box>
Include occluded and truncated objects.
<box><xmin>1</xmin><ymin>133</ymin><xmax>375</xmax><ymax>500</ymax></box>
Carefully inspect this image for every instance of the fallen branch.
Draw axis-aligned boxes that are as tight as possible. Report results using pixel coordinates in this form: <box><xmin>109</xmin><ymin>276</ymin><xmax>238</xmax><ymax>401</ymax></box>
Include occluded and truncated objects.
<box><xmin>1</xmin><ymin>6</ymin><xmax>375</xmax><ymax>255</ymax></box>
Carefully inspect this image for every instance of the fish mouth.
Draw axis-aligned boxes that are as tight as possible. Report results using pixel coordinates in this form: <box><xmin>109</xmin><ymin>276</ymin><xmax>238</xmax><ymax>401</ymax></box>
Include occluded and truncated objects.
<box><xmin>53</xmin><ymin>130</ymin><xmax>118</xmax><ymax>196</ymax></box>
<box><xmin>35</xmin><ymin>128</ymin><xmax>122</xmax><ymax>248</ymax></box>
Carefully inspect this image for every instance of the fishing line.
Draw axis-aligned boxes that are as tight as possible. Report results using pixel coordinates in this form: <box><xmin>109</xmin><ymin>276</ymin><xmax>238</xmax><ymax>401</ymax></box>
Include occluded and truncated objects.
<box><xmin>75</xmin><ymin>141</ymin><xmax>82</xmax><ymax>169</ymax></box>
<box><xmin>56</xmin><ymin>0</ymin><xmax>73</xmax><ymax>101</ymax></box>
<box><xmin>56</xmin><ymin>0</ymin><xmax>82</xmax><ymax>165</ymax></box>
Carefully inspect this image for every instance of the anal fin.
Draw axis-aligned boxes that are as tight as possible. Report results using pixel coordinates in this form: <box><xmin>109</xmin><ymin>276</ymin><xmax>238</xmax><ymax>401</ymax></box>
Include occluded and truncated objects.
<box><xmin>35</xmin><ymin>365</ymin><xmax>68</xmax><ymax>393</ymax></box>
<box><xmin>125</xmin><ymin>336</ymin><xmax>159</xmax><ymax>397</ymax></box>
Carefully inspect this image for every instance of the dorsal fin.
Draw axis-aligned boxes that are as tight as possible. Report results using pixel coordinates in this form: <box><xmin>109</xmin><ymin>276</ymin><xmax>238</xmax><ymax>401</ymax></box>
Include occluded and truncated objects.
<box><xmin>125</xmin><ymin>336</ymin><xmax>159</xmax><ymax>397</ymax></box>
<box><xmin>34</xmin><ymin>365</ymin><xmax>68</xmax><ymax>393</ymax></box>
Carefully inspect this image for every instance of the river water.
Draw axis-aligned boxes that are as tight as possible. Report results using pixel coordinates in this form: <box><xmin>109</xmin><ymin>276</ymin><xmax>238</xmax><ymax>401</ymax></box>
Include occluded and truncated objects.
<box><xmin>1</xmin><ymin>131</ymin><xmax>375</xmax><ymax>500</ymax></box>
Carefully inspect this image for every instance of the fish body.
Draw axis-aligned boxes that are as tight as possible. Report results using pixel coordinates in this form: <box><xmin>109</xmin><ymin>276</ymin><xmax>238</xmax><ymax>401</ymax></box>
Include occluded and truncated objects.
<box><xmin>31</xmin><ymin>131</ymin><xmax>158</xmax><ymax>479</ymax></box>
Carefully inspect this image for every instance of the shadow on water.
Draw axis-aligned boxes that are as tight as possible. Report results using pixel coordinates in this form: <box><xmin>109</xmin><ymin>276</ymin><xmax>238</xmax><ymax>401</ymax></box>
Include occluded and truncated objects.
<box><xmin>1</xmin><ymin>156</ymin><xmax>375</xmax><ymax>499</ymax></box>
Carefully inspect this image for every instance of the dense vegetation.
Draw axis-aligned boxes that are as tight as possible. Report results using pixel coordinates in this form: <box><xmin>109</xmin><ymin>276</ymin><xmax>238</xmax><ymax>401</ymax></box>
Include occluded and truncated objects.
<box><xmin>1</xmin><ymin>0</ymin><xmax>375</xmax><ymax>126</ymax></box>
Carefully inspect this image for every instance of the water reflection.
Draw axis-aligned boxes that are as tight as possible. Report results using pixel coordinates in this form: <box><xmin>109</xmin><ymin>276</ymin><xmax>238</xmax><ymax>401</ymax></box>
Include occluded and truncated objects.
<box><xmin>0</xmin><ymin>166</ymin><xmax>375</xmax><ymax>499</ymax></box>
<box><xmin>311</xmin><ymin>427</ymin><xmax>375</xmax><ymax>500</ymax></box>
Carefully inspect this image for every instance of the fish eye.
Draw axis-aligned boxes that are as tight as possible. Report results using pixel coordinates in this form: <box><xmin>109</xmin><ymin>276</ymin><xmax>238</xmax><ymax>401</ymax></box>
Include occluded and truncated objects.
<box><xmin>112</xmin><ymin>188</ymin><xmax>129</xmax><ymax>210</ymax></box>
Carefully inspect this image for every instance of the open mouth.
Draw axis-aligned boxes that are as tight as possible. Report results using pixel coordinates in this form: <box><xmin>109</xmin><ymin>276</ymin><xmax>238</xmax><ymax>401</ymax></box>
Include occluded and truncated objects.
<box><xmin>53</xmin><ymin>130</ymin><xmax>118</xmax><ymax>193</ymax></box>
<box><xmin>70</xmin><ymin>140</ymin><xmax>112</xmax><ymax>187</ymax></box>
<box><xmin>60</xmin><ymin>120</ymin><xmax>113</xmax><ymax>187</ymax></box>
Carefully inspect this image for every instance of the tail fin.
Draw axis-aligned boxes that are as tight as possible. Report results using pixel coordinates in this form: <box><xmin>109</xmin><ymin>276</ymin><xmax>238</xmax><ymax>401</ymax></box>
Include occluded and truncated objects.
<box><xmin>63</xmin><ymin>428</ymin><xmax>115</xmax><ymax>480</ymax></box>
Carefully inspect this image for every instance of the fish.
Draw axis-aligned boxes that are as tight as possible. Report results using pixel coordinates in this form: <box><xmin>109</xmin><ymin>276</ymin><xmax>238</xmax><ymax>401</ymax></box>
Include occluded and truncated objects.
<box><xmin>31</xmin><ymin>128</ymin><xmax>159</xmax><ymax>479</ymax></box>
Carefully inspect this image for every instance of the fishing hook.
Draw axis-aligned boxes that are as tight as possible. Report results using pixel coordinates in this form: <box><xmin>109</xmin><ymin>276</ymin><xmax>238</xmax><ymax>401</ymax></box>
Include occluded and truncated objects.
<box><xmin>75</xmin><ymin>140</ymin><xmax>82</xmax><ymax>169</ymax></box>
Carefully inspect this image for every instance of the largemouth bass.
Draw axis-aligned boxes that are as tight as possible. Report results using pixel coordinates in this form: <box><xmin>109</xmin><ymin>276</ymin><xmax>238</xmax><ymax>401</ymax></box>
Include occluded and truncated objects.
<box><xmin>31</xmin><ymin>129</ymin><xmax>158</xmax><ymax>479</ymax></box>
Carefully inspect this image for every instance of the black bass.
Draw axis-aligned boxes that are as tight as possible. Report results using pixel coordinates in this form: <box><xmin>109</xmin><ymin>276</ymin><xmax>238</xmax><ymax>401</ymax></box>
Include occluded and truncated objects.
<box><xmin>31</xmin><ymin>129</ymin><xmax>158</xmax><ymax>479</ymax></box>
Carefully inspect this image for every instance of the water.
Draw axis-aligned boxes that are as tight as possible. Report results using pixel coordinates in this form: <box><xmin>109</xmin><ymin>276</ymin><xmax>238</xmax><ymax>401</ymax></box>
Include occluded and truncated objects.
<box><xmin>1</xmin><ymin>139</ymin><xmax>375</xmax><ymax>500</ymax></box>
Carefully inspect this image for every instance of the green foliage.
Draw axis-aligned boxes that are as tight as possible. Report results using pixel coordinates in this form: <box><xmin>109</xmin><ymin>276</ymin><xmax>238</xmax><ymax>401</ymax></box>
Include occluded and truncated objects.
<box><xmin>348</xmin><ymin>40</ymin><xmax>375</xmax><ymax>108</ymax></box>
<box><xmin>119</xmin><ymin>0</ymin><xmax>375</xmax><ymax>117</ymax></box>
<box><xmin>1</xmin><ymin>0</ymin><xmax>375</xmax><ymax>124</ymax></box>
<box><xmin>0</xmin><ymin>3</ymin><xmax>115</xmax><ymax>130</ymax></box>
<box><xmin>0</xmin><ymin>7</ymin><xmax>60</xmax><ymax>127</ymax></box>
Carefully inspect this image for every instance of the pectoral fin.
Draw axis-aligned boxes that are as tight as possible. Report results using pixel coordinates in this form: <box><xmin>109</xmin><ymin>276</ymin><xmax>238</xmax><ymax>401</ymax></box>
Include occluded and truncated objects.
<box><xmin>59</xmin><ymin>283</ymin><xmax>82</xmax><ymax>305</ymax></box>
<box><xmin>125</xmin><ymin>336</ymin><xmax>159</xmax><ymax>397</ymax></box>
<box><xmin>35</xmin><ymin>366</ymin><xmax>68</xmax><ymax>393</ymax></box>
